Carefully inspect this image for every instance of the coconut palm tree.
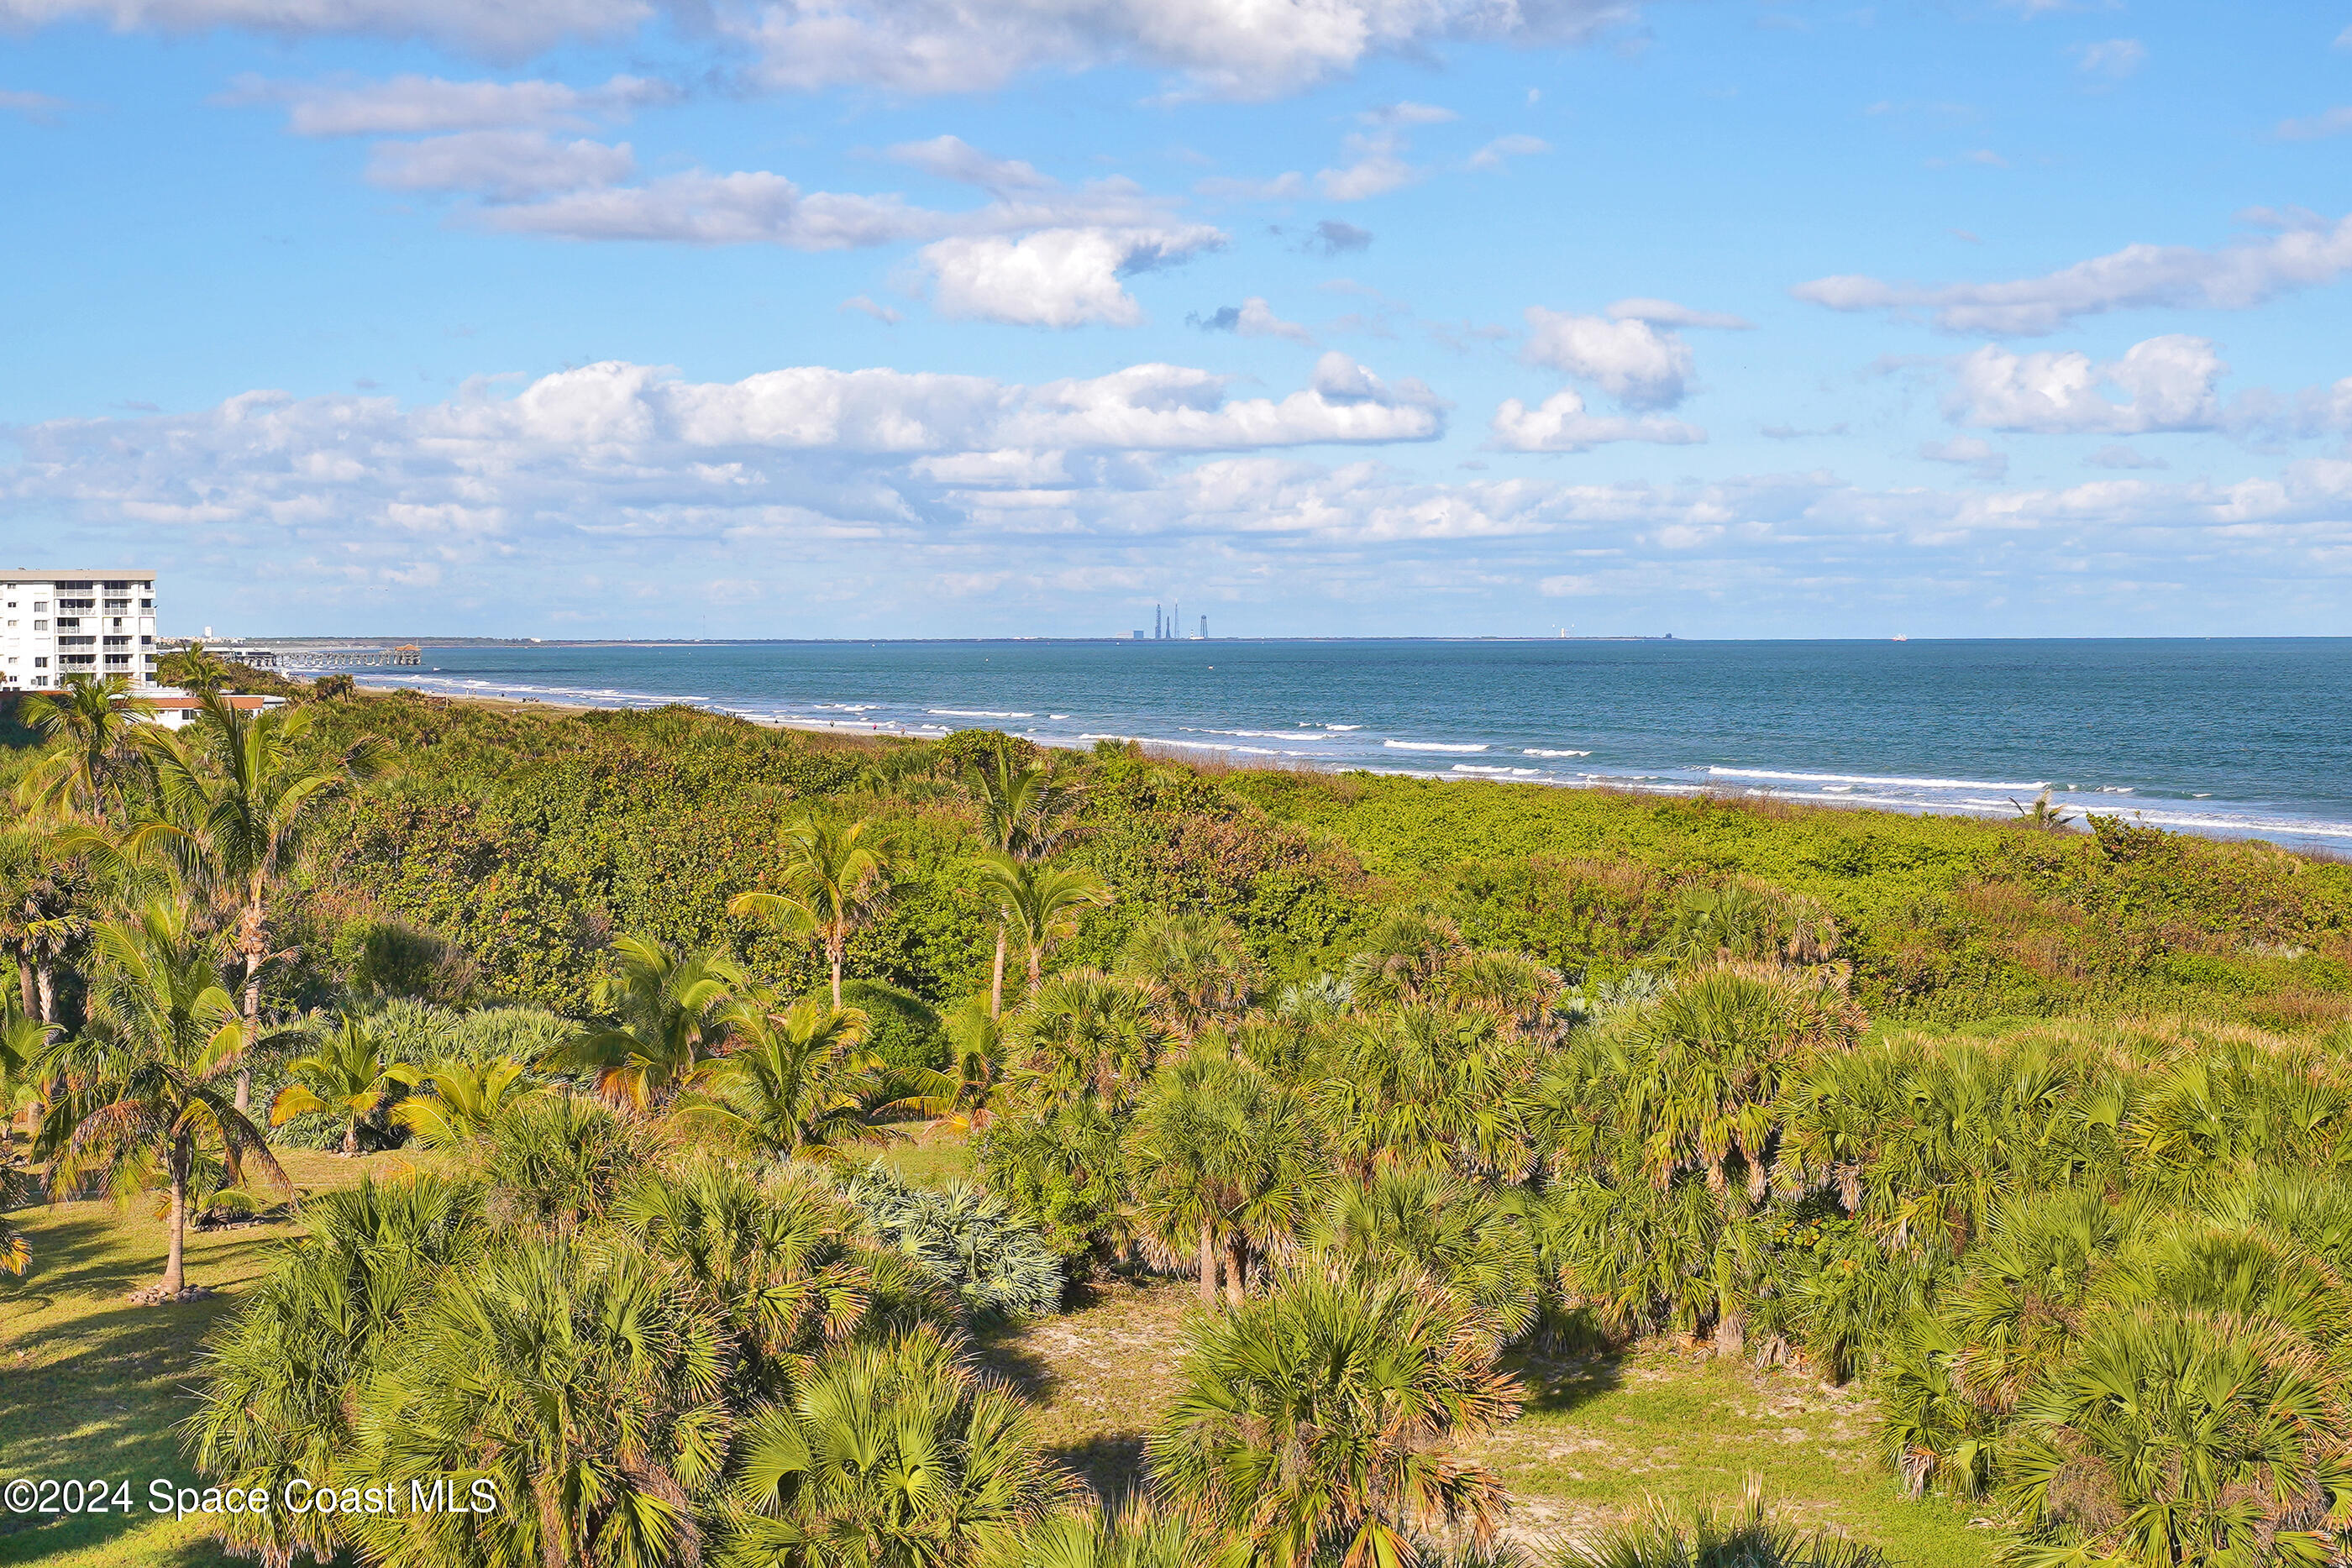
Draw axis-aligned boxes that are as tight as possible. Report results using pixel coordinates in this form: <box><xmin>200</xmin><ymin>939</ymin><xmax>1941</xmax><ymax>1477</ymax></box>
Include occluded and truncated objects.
<box><xmin>134</xmin><ymin>690</ymin><xmax>380</xmax><ymax>1115</ymax></box>
<box><xmin>13</xmin><ymin>673</ymin><xmax>146</xmax><ymax>822</ymax></box>
<box><xmin>35</xmin><ymin>898</ymin><xmax>286</xmax><ymax>1297</ymax></box>
<box><xmin>170</xmin><ymin>641</ymin><xmax>236</xmax><ymax>696</ymax></box>
<box><xmin>976</xmin><ymin>853</ymin><xmax>1113</xmax><ymax>999</ymax></box>
<box><xmin>722</xmin><ymin>1323</ymin><xmax>1077</xmax><ymax>1564</ymax></box>
<box><xmin>390</xmin><ymin>1057</ymin><xmax>537</xmax><ymax>1147</ymax></box>
<box><xmin>963</xmin><ymin>739</ymin><xmax>1077</xmax><ymax>1019</ymax></box>
<box><xmin>1</xmin><ymin>1006</ymin><xmax>54</xmax><ymax>1138</ymax></box>
<box><xmin>551</xmin><ymin>935</ymin><xmax>744</xmax><ymax>1113</ymax></box>
<box><xmin>268</xmin><ymin>1012</ymin><xmax>411</xmax><ymax>1155</ymax></box>
<box><xmin>1117</xmin><ymin>911</ymin><xmax>1263</xmax><ymax>1044</ymax></box>
<box><xmin>673</xmin><ymin>996</ymin><xmax>885</xmax><ymax>1159</ymax></box>
<box><xmin>1149</xmin><ymin>1266</ymin><xmax>1520</xmax><ymax>1568</ymax></box>
<box><xmin>731</xmin><ymin>816</ymin><xmax>897</xmax><ymax>1009</ymax></box>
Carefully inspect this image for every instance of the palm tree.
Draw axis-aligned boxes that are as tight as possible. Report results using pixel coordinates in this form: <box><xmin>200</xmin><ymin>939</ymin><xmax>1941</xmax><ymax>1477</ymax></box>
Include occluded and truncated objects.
<box><xmin>1314</xmin><ymin>1167</ymin><xmax>1541</xmax><ymax>1345</ymax></box>
<box><xmin>976</xmin><ymin>853</ymin><xmax>1113</xmax><ymax>999</ymax></box>
<box><xmin>1341</xmin><ymin>908</ymin><xmax>1464</xmax><ymax>1008</ymax></box>
<box><xmin>14</xmin><ymin>673</ymin><xmax>145</xmax><ymax>822</ymax></box>
<box><xmin>730</xmin><ymin>816</ymin><xmax>897</xmax><ymax>1009</ymax></box>
<box><xmin>269</xmin><ymin>1013</ymin><xmax>411</xmax><ymax>1156</ymax></box>
<box><xmin>135</xmin><ymin>690</ymin><xmax>380</xmax><ymax>1114</ymax></box>
<box><xmin>1117</xmin><ymin>911</ymin><xmax>1263</xmax><ymax>1044</ymax></box>
<box><xmin>722</xmin><ymin>1324</ymin><xmax>1077</xmax><ymax>1563</ymax></box>
<box><xmin>390</xmin><ymin>1057</ymin><xmax>536</xmax><ymax>1147</ymax></box>
<box><xmin>550</xmin><ymin>935</ymin><xmax>743</xmax><ymax>1113</ymax></box>
<box><xmin>1132</xmin><ymin>1053</ymin><xmax>1250</xmax><ymax>1304</ymax></box>
<box><xmin>963</xmin><ymin>738</ymin><xmax>1076</xmax><ymax>1019</ymax></box>
<box><xmin>1006</xmin><ymin>969</ymin><xmax>1167</xmax><ymax>1111</ymax></box>
<box><xmin>170</xmin><ymin>641</ymin><xmax>236</xmax><ymax>696</ymax></box>
<box><xmin>1149</xmin><ymin>1266</ymin><xmax>1520</xmax><ymax>1568</ymax></box>
<box><xmin>35</xmin><ymin>898</ymin><xmax>286</xmax><ymax>1297</ymax></box>
<box><xmin>673</xmin><ymin>997</ymin><xmax>885</xmax><ymax>1159</ymax></box>
<box><xmin>344</xmin><ymin>1238</ymin><xmax>732</xmax><ymax>1568</ymax></box>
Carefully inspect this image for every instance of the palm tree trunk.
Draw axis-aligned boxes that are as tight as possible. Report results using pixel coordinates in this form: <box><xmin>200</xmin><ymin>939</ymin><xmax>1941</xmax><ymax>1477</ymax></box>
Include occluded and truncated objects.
<box><xmin>1027</xmin><ymin>936</ymin><xmax>1043</xmax><ymax>995</ymax></box>
<box><xmin>34</xmin><ymin>962</ymin><xmax>54</xmax><ymax>1025</ymax></box>
<box><xmin>830</xmin><ymin>949</ymin><xmax>843</xmax><ymax>1010</ymax></box>
<box><xmin>1224</xmin><ymin>1235</ymin><xmax>1248</xmax><ymax>1308</ymax></box>
<box><xmin>343</xmin><ymin>1117</ymin><xmax>361</xmax><ymax>1157</ymax></box>
<box><xmin>238</xmin><ymin>894</ymin><xmax>264</xmax><ymax>1118</ymax></box>
<box><xmin>990</xmin><ymin>920</ymin><xmax>1007</xmax><ymax>1020</ymax></box>
<box><xmin>1198</xmin><ymin>1220</ymin><xmax>1219</xmax><ymax>1305</ymax></box>
<box><xmin>13</xmin><ymin>957</ymin><xmax>31</xmax><ymax>1019</ymax></box>
<box><xmin>161</xmin><ymin>1137</ymin><xmax>190</xmax><ymax>1296</ymax></box>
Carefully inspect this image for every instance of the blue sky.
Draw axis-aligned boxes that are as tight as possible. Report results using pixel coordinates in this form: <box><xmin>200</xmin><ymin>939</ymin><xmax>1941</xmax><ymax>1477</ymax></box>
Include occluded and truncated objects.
<box><xmin>3</xmin><ymin>0</ymin><xmax>2350</xmax><ymax>638</ymax></box>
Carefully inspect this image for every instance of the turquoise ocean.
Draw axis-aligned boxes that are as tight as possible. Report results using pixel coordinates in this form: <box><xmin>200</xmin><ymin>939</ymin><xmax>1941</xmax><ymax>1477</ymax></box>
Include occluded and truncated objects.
<box><xmin>357</xmin><ymin>638</ymin><xmax>2352</xmax><ymax>851</ymax></box>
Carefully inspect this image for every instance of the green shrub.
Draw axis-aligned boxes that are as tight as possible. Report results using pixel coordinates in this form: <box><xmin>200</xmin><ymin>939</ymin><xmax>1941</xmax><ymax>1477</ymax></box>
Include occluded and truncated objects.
<box><xmin>841</xmin><ymin>978</ymin><xmax>947</xmax><ymax>1073</ymax></box>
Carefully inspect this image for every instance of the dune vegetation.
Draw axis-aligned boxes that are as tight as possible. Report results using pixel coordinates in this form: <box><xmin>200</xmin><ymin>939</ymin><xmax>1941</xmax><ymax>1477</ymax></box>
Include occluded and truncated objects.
<box><xmin>6</xmin><ymin>680</ymin><xmax>2352</xmax><ymax>1567</ymax></box>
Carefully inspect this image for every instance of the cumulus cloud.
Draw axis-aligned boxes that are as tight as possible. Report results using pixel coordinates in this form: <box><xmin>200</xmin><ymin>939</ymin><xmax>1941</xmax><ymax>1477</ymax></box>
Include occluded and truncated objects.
<box><xmin>1189</xmin><ymin>297</ymin><xmax>1317</xmax><ymax>344</ymax></box>
<box><xmin>1317</xmin><ymin>132</ymin><xmax>1415</xmax><ymax>200</ymax></box>
<box><xmin>719</xmin><ymin>0</ymin><xmax>1642</xmax><ymax>101</ymax></box>
<box><xmin>1467</xmin><ymin>134</ymin><xmax>1550</xmax><ymax>170</ymax></box>
<box><xmin>1489</xmin><ymin>389</ymin><xmax>1704</xmax><ymax>452</ymax></box>
<box><xmin>1607</xmin><ymin>297</ymin><xmax>1754</xmax><ymax>330</ymax></box>
<box><xmin>1521</xmin><ymin>308</ymin><xmax>1697</xmax><ymax>409</ymax></box>
<box><xmin>920</xmin><ymin>226</ymin><xmax>1225</xmax><ymax>327</ymax></box>
<box><xmin>226</xmin><ymin>72</ymin><xmax>666</xmax><ymax>136</ymax></box>
<box><xmin>1944</xmin><ymin>334</ymin><xmax>2226</xmax><ymax>433</ymax></box>
<box><xmin>366</xmin><ymin>131</ymin><xmax>635</xmax><ymax>200</ymax></box>
<box><xmin>0</xmin><ymin>0</ymin><xmax>648</xmax><ymax>61</ymax></box>
<box><xmin>1793</xmin><ymin>212</ymin><xmax>2352</xmax><ymax>334</ymax></box>
<box><xmin>885</xmin><ymin>134</ymin><xmax>1053</xmax><ymax>194</ymax></box>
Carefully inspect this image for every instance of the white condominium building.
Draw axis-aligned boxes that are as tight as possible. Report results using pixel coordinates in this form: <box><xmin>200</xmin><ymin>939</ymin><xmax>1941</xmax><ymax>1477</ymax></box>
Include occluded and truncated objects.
<box><xmin>0</xmin><ymin>570</ymin><xmax>160</xmax><ymax>690</ymax></box>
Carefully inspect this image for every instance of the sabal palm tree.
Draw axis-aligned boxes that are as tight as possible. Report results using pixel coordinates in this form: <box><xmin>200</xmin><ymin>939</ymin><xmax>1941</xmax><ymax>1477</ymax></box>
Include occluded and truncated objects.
<box><xmin>674</xmin><ymin>997</ymin><xmax>885</xmax><ymax>1159</ymax></box>
<box><xmin>35</xmin><ymin>898</ymin><xmax>286</xmax><ymax>1296</ymax></box>
<box><xmin>731</xmin><ymin>816</ymin><xmax>897</xmax><ymax>1009</ymax></box>
<box><xmin>1006</xmin><ymin>969</ymin><xmax>1167</xmax><ymax>1111</ymax></box>
<box><xmin>390</xmin><ymin>1056</ymin><xmax>536</xmax><ymax>1147</ymax></box>
<box><xmin>1341</xmin><ymin>908</ymin><xmax>1464</xmax><ymax>1008</ymax></box>
<box><xmin>1132</xmin><ymin>1052</ymin><xmax>1251</xmax><ymax>1304</ymax></box>
<box><xmin>1314</xmin><ymin>1167</ymin><xmax>1541</xmax><ymax>1345</ymax></box>
<box><xmin>1149</xmin><ymin>1266</ymin><xmax>1520</xmax><ymax>1568</ymax></box>
<box><xmin>2</xmin><ymin>1007</ymin><xmax>55</xmax><ymax>1137</ymax></box>
<box><xmin>976</xmin><ymin>852</ymin><xmax>1113</xmax><ymax>998</ymax></box>
<box><xmin>964</xmin><ymin>739</ymin><xmax>1077</xmax><ymax>1019</ymax></box>
<box><xmin>345</xmin><ymin>1238</ymin><xmax>732</xmax><ymax>1568</ymax></box>
<box><xmin>269</xmin><ymin>1013</ymin><xmax>410</xmax><ymax>1155</ymax></box>
<box><xmin>1117</xmin><ymin>911</ymin><xmax>1263</xmax><ymax>1044</ymax></box>
<box><xmin>1557</xmin><ymin>1480</ymin><xmax>1887</xmax><ymax>1568</ymax></box>
<box><xmin>722</xmin><ymin>1324</ymin><xmax>1076</xmax><ymax>1564</ymax></box>
<box><xmin>135</xmin><ymin>690</ymin><xmax>379</xmax><ymax>1114</ymax></box>
<box><xmin>552</xmin><ymin>935</ymin><xmax>743</xmax><ymax>1113</ymax></box>
<box><xmin>1315</xmin><ymin>1004</ymin><xmax>1533</xmax><ymax>1180</ymax></box>
<box><xmin>14</xmin><ymin>673</ymin><xmax>145</xmax><ymax>822</ymax></box>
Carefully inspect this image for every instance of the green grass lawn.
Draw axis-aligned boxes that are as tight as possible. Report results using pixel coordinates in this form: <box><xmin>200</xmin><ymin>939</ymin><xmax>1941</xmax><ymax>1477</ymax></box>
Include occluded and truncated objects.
<box><xmin>0</xmin><ymin>1146</ymin><xmax>425</xmax><ymax>1568</ymax></box>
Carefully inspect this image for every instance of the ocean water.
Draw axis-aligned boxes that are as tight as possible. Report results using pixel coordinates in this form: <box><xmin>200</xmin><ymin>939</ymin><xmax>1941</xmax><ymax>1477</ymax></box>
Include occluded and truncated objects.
<box><xmin>355</xmin><ymin>638</ymin><xmax>2352</xmax><ymax>850</ymax></box>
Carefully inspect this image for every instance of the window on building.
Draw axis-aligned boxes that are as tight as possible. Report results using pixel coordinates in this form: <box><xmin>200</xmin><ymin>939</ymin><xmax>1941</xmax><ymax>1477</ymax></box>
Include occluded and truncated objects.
<box><xmin>33</xmin><ymin>620</ymin><xmax>47</xmax><ymax>631</ymax></box>
<box><xmin>34</xmin><ymin>657</ymin><xmax>48</xmax><ymax>668</ymax></box>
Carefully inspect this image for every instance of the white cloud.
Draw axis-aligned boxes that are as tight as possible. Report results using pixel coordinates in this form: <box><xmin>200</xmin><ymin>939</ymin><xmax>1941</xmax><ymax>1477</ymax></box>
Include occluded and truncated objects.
<box><xmin>227</xmin><ymin>72</ymin><xmax>665</xmax><ymax>136</ymax></box>
<box><xmin>1194</xmin><ymin>171</ymin><xmax>1309</xmax><ymax>202</ymax></box>
<box><xmin>885</xmin><ymin>134</ymin><xmax>1053</xmax><ymax>194</ymax></box>
<box><xmin>1364</xmin><ymin>102</ymin><xmax>1457</xmax><ymax>125</ymax></box>
<box><xmin>920</xmin><ymin>226</ymin><xmax>1224</xmax><ymax>327</ymax></box>
<box><xmin>841</xmin><ymin>295</ymin><xmax>902</xmax><ymax>324</ymax></box>
<box><xmin>1191</xmin><ymin>297</ymin><xmax>1317</xmax><ymax>344</ymax></box>
<box><xmin>1317</xmin><ymin>132</ymin><xmax>1415</xmax><ymax>200</ymax></box>
<box><xmin>1467</xmin><ymin>134</ymin><xmax>1551</xmax><ymax>170</ymax></box>
<box><xmin>721</xmin><ymin>0</ymin><xmax>1642</xmax><ymax>101</ymax></box>
<box><xmin>366</xmin><ymin>131</ymin><xmax>635</xmax><ymax>200</ymax></box>
<box><xmin>1944</xmin><ymin>334</ymin><xmax>2225</xmax><ymax>433</ymax></box>
<box><xmin>1607</xmin><ymin>297</ymin><xmax>1754</xmax><ymax>330</ymax></box>
<box><xmin>1793</xmin><ymin>212</ymin><xmax>2352</xmax><ymax>334</ymax></box>
<box><xmin>0</xmin><ymin>0</ymin><xmax>647</xmax><ymax>61</ymax></box>
<box><xmin>2073</xmin><ymin>38</ymin><xmax>2145</xmax><ymax>79</ymax></box>
<box><xmin>477</xmin><ymin>170</ymin><xmax>935</xmax><ymax>248</ymax></box>
<box><xmin>1920</xmin><ymin>437</ymin><xmax>2008</xmax><ymax>480</ymax></box>
<box><xmin>2277</xmin><ymin>107</ymin><xmax>2352</xmax><ymax>141</ymax></box>
<box><xmin>1489</xmin><ymin>389</ymin><xmax>1704</xmax><ymax>452</ymax></box>
<box><xmin>1521</xmin><ymin>307</ymin><xmax>1696</xmax><ymax>408</ymax></box>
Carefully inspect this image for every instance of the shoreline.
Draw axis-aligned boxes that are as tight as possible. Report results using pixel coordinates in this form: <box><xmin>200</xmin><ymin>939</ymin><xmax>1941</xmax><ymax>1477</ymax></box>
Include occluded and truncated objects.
<box><xmin>354</xmin><ymin>681</ymin><xmax>2352</xmax><ymax>855</ymax></box>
